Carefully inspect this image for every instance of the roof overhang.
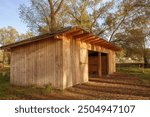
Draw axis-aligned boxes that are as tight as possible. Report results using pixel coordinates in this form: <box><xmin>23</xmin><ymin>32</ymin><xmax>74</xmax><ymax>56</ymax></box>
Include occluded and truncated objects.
<box><xmin>0</xmin><ymin>26</ymin><xmax>121</xmax><ymax>51</ymax></box>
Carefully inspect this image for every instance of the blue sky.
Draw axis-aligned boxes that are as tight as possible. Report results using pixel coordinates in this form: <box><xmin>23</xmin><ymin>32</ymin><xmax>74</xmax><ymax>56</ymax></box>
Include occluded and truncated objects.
<box><xmin>0</xmin><ymin>0</ymin><xmax>114</xmax><ymax>34</ymax></box>
<box><xmin>0</xmin><ymin>0</ymin><xmax>29</xmax><ymax>34</ymax></box>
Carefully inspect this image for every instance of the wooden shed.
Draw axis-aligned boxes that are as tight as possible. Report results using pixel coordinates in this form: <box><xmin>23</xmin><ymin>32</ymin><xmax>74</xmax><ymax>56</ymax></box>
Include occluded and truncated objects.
<box><xmin>1</xmin><ymin>27</ymin><xmax>119</xmax><ymax>89</ymax></box>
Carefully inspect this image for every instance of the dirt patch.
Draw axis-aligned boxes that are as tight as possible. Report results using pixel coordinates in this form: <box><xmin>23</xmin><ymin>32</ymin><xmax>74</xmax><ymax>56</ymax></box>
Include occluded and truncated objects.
<box><xmin>26</xmin><ymin>73</ymin><xmax>150</xmax><ymax>100</ymax></box>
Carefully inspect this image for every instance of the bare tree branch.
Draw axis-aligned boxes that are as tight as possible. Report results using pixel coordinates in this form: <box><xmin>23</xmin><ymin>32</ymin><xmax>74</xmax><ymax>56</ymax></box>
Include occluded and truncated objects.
<box><xmin>109</xmin><ymin>16</ymin><xmax>126</xmax><ymax>42</ymax></box>
<box><xmin>38</xmin><ymin>3</ymin><xmax>51</xmax><ymax>31</ymax></box>
<box><xmin>54</xmin><ymin>0</ymin><xmax>64</xmax><ymax>16</ymax></box>
<box><xmin>68</xmin><ymin>12</ymin><xmax>81</xmax><ymax>24</ymax></box>
<box><xmin>109</xmin><ymin>6</ymin><xmax>143</xmax><ymax>42</ymax></box>
<box><xmin>48</xmin><ymin>0</ymin><xmax>54</xmax><ymax>15</ymax></box>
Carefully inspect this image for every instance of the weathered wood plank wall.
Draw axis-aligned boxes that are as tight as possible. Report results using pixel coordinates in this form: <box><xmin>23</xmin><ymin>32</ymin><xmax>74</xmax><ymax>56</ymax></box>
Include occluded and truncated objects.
<box><xmin>62</xmin><ymin>36</ymin><xmax>86</xmax><ymax>89</ymax></box>
<box><xmin>10</xmin><ymin>36</ymin><xmax>116</xmax><ymax>89</ymax></box>
<box><xmin>11</xmin><ymin>38</ymin><xmax>63</xmax><ymax>89</ymax></box>
<box><xmin>61</xmin><ymin>36</ymin><xmax>116</xmax><ymax>88</ymax></box>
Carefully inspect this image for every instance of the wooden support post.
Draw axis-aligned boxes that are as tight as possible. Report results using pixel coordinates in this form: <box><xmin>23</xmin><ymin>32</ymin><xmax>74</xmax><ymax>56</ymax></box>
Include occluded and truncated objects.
<box><xmin>2</xmin><ymin>50</ymin><xmax>5</xmax><ymax>68</ymax></box>
<box><xmin>98</xmin><ymin>52</ymin><xmax>102</xmax><ymax>77</ymax></box>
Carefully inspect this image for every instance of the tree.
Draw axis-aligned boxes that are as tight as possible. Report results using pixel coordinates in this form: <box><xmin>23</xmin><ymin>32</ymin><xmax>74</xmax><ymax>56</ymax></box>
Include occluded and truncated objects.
<box><xmin>0</xmin><ymin>26</ymin><xmax>19</xmax><ymax>45</ymax></box>
<box><xmin>19</xmin><ymin>0</ymin><xmax>65</xmax><ymax>33</ymax></box>
<box><xmin>0</xmin><ymin>26</ymin><xmax>19</xmax><ymax>65</ymax></box>
<box><xmin>0</xmin><ymin>26</ymin><xmax>34</xmax><ymax>45</ymax></box>
<box><xmin>18</xmin><ymin>32</ymin><xmax>34</xmax><ymax>41</ymax></box>
<box><xmin>48</xmin><ymin>0</ymin><xmax>64</xmax><ymax>32</ymax></box>
<box><xmin>114</xmin><ymin>29</ymin><xmax>146</xmax><ymax>59</ymax></box>
<box><xmin>65</xmin><ymin>0</ymin><xmax>115</xmax><ymax>34</ymax></box>
<box><xmin>19</xmin><ymin>0</ymin><xmax>116</xmax><ymax>35</ymax></box>
<box><xmin>145</xmin><ymin>48</ymin><xmax>150</xmax><ymax>64</ymax></box>
<box><xmin>0</xmin><ymin>26</ymin><xmax>33</xmax><ymax>66</ymax></box>
<box><xmin>107</xmin><ymin>0</ymin><xmax>150</xmax><ymax>65</ymax></box>
<box><xmin>65</xmin><ymin>0</ymin><xmax>92</xmax><ymax>31</ymax></box>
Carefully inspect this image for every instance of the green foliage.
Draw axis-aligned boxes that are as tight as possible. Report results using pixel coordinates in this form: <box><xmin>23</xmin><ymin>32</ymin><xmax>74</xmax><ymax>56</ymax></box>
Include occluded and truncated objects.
<box><xmin>18</xmin><ymin>32</ymin><xmax>34</xmax><ymax>41</ymax></box>
<box><xmin>0</xmin><ymin>26</ymin><xmax>34</xmax><ymax>46</ymax></box>
<box><xmin>19</xmin><ymin>0</ymin><xmax>115</xmax><ymax>34</ymax></box>
<box><xmin>1</xmin><ymin>0</ymin><xmax>149</xmax><ymax>65</ymax></box>
<box><xmin>145</xmin><ymin>49</ymin><xmax>150</xmax><ymax>63</ymax></box>
<box><xmin>19</xmin><ymin>0</ymin><xmax>51</xmax><ymax>33</ymax></box>
<box><xmin>38</xmin><ymin>84</ymin><xmax>52</xmax><ymax>95</ymax></box>
<box><xmin>19</xmin><ymin>0</ymin><xmax>65</xmax><ymax>33</ymax></box>
<box><xmin>115</xmin><ymin>28</ymin><xmax>146</xmax><ymax>60</ymax></box>
<box><xmin>112</xmin><ymin>0</ymin><xmax>150</xmax><ymax>63</ymax></box>
<box><xmin>0</xmin><ymin>26</ymin><xmax>18</xmax><ymax>45</ymax></box>
<box><xmin>0</xmin><ymin>27</ymin><xmax>34</xmax><ymax>66</ymax></box>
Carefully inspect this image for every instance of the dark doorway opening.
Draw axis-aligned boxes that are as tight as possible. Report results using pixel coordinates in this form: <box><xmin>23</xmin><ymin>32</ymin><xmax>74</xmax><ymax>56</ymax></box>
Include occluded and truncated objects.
<box><xmin>88</xmin><ymin>51</ymin><xmax>99</xmax><ymax>77</ymax></box>
<box><xmin>101</xmin><ymin>53</ymin><xmax>108</xmax><ymax>76</ymax></box>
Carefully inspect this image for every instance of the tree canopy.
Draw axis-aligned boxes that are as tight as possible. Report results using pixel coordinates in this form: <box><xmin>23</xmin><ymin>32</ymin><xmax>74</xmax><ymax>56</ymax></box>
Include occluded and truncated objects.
<box><xmin>1</xmin><ymin>0</ymin><xmax>150</xmax><ymax>64</ymax></box>
<box><xmin>0</xmin><ymin>26</ymin><xmax>33</xmax><ymax>46</ymax></box>
<box><xmin>18</xmin><ymin>0</ymin><xmax>150</xmax><ymax>63</ymax></box>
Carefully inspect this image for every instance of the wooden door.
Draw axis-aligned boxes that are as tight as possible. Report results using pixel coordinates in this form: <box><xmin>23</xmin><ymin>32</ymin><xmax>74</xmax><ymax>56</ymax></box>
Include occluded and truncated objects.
<box><xmin>101</xmin><ymin>53</ymin><xmax>108</xmax><ymax>75</ymax></box>
<box><xmin>88</xmin><ymin>51</ymin><xmax>99</xmax><ymax>77</ymax></box>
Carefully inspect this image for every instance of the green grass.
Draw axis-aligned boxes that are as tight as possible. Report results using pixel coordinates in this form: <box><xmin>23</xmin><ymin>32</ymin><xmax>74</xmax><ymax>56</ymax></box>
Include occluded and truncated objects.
<box><xmin>0</xmin><ymin>67</ymin><xmax>52</xmax><ymax>99</ymax></box>
<box><xmin>0</xmin><ymin>67</ymin><xmax>149</xmax><ymax>99</ymax></box>
<box><xmin>117</xmin><ymin>67</ymin><xmax>150</xmax><ymax>86</ymax></box>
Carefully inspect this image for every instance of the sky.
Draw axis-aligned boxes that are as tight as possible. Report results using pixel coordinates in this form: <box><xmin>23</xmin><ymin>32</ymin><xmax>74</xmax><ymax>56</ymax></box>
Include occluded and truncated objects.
<box><xmin>0</xmin><ymin>0</ymin><xmax>29</xmax><ymax>34</ymax></box>
<box><xmin>0</xmin><ymin>0</ymin><xmax>113</xmax><ymax>34</ymax></box>
<box><xmin>0</xmin><ymin>0</ymin><xmax>115</xmax><ymax>34</ymax></box>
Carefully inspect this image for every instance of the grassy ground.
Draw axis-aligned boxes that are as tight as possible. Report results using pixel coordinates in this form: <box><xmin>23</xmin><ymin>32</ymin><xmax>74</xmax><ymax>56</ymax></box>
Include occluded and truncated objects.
<box><xmin>0</xmin><ymin>67</ymin><xmax>52</xmax><ymax>99</ymax></box>
<box><xmin>117</xmin><ymin>67</ymin><xmax>150</xmax><ymax>86</ymax></box>
<box><xmin>0</xmin><ymin>67</ymin><xmax>150</xmax><ymax>100</ymax></box>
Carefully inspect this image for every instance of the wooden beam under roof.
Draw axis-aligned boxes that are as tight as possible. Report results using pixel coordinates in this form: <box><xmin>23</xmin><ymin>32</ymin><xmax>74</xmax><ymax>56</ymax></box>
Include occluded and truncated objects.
<box><xmin>86</xmin><ymin>38</ymin><xmax>101</xmax><ymax>43</ymax></box>
<box><xmin>65</xmin><ymin>30</ymin><xmax>84</xmax><ymax>37</ymax></box>
<box><xmin>73</xmin><ymin>33</ymin><xmax>91</xmax><ymax>39</ymax></box>
<box><xmin>64</xmin><ymin>28</ymin><xmax>82</xmax><ymax>35</ymax></box>
<box><xmin>82</xmin><ymin>38</ymin><xmax>97</xmax><ymax>43</ymax></box>
<box><xmin>79</xmin><ymin>36</ymin><xmax>95</xmax><ymax>41</ymax></box>
<box><xmin>94</xmin><ymin>40</ymin><xmax>113</xmax><ymax>49</ymax></box>
<box><xmin>97</xmin><ymin>42</ymin><xmax>112</xmax><ymax>49</ymax></box>
<box><xmin>94</xmin><ymin>39</ymin><xmax>111</xmax><ymax>46</ymax></box>
<box><xmin>99</xmin><ymin>41</ymin><xmax>109</xmax><ymax>46</ymax></box>
<box><xmin>81</xmin><ymin>36</ymin><xmax>96</xmax><ymax>41</ymax></box>
<box><xmin>89</xmin><ymin>39</ymin><xmax>104</xmax><ymax>44</ymax></box>
<box><xmin>75</xmin><ymin>35</ymin><xmax>93</xmax><ymax>40</ymax></box>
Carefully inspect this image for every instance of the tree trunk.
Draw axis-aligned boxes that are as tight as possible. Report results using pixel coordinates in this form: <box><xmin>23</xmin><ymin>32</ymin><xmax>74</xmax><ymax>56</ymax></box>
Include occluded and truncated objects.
<box><xmin>50</xmin><ymin>15</ymin><xmax>57</xmax><ymax>32</ymax></box>
<box><xmin>48</xmin><ymin>0</ymin><xmax>64</xmax><ymax>32</ymax></box>
<box><xmin>143</xmin><ymin>52</ymin><xmax>148</xmax><ymax>67</ymax></box>
<box><xmin>2</xmin><ymin>50</ymin><xmax>5</xmax><ymax>68</ymax></box>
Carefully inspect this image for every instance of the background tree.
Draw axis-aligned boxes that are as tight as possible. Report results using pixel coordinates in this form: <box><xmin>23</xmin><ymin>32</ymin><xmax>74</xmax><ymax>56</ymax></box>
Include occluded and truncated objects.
<box><xmin>0</xmin><ymin>26</ymin><xmax>34</xmax><ymax>45</ymax></box>
<box><xmin>18</xmin><ymin>32</ymin><xmax>34</xmax><ymax>41</ymax></box>
<box><xmin>19</xmin><ymin>0</ymin><xmax>65</xmax><ymax>33</ymax></box>
<box><xmin>0</xmin><ymin>26</ymin><xmax>33</xmax><ymax>66</ymax></box>
<box><xmin>19</xmin><ymin>0</ymin><xmax>116</xmax><ymax>35</ymax></box>
<box><xmin>18</xmin><ymin>0</ymin><xmax>150</xmax><ymax>65</ymax></box>
<box><xmin>108</xmin><ymin>0</ymin><xmax>150</xmax><ymax>64</ymax></box>
<box><xmin>0</xmin><ymin>26</ymin><xmax>19</xmax><ymax>45</ymax></box>
<box><xmin>65</xmin><ymin>0</ymin><xmax>115</xmax><ymax>35</ymax></box>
